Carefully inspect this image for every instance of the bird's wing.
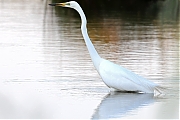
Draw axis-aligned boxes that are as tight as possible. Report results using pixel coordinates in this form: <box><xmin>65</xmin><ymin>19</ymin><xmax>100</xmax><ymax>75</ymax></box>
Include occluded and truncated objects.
<box><xmin>98</xmin><ymin>59</ymin><xmax>157</xmax><ymax>92</ymax></box>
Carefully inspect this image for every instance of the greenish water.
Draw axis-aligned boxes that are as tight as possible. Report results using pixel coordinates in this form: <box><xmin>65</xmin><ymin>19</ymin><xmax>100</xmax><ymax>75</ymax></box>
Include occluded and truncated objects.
<box><xmin>0</xmin><ymin>0</ymin><xmax>179</xmax><ymax>119</ymax></box>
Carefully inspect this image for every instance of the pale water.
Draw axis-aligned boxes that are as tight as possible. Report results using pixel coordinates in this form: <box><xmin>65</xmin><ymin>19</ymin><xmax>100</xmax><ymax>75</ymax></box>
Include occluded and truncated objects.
<box><xmin>0</xmin><ymin>0</ymin><xmax>179</xmax><ymax>119</ymax></box>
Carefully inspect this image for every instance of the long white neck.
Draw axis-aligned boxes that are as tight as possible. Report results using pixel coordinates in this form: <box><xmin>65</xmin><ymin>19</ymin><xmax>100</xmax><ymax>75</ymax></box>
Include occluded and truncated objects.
<box><xmin>73</xmin><ymin>6</ymin><xmax>102</xmax><ymax>70</ymax></box>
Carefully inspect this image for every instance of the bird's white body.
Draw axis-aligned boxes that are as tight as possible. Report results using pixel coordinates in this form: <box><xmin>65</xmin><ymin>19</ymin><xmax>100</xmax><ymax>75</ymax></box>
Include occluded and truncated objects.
<box><xmin>98</xmin><ymin>59</ymin><xmax>157</xmax><ymax>93</ymax></box>
<box><xmin>49</xmin><ymin>1</ymin><xmax>162</xmax><ymax>93</ymax></box>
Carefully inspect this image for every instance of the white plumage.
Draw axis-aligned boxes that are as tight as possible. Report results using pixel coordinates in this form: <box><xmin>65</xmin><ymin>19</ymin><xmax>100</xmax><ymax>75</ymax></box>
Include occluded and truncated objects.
<box><xmin>98</xmin><ymin>59</ymin><xmax>157</xmax><ymax>93</ymax></box>
<box><xmin>49</xmin><ymin>1</ymin><xmax>163</xmax><ymax>93</ymax></box>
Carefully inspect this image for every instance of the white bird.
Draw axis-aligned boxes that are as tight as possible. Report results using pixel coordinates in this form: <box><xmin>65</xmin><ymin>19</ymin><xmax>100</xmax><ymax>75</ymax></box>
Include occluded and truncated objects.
<box><xmin>49</xmin><ymin>1</ymin><xmax>163</xmax><ymax>93</ymax></box>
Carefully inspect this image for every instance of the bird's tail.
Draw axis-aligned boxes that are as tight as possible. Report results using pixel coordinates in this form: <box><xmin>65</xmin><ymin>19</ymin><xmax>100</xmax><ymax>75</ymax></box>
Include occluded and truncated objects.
<box><xmin>154</xmin><ymin>86</ymin><xmax>166</xmax><ymax>94</ymax></box>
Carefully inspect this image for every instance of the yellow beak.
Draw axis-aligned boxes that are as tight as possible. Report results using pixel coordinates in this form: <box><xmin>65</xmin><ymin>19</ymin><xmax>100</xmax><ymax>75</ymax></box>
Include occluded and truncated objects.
<box><xmin>49</xmin><ymin>3</ymin><xmax>66</xmax><ymax>7</ymax></box>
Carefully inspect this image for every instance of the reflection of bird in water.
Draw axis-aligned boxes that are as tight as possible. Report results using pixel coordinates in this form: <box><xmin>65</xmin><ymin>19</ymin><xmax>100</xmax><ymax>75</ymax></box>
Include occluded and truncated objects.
<box><xmin>49</xmin><ymin>1</ymin><xmax>163</xmax><ymax>93</ymax></box>
<box><xmin>92</xmin><ymin>92</ymin><xmax>154</xmax><ymax>119</ymax></box>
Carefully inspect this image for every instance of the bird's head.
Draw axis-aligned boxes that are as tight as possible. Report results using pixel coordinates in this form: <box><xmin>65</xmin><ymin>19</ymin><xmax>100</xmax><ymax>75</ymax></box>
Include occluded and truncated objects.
<box><xmin>49</xmin><ymin>1</ymin><xmax>79</xmax><ymax>9</ymax></box>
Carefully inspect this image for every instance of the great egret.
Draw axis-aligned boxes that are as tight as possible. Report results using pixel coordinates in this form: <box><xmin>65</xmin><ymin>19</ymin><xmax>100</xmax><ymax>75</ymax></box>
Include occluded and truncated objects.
<box><xmin>49</xmin><ymin>1</ymin><xmax>163</xmax><ymax>93</ymax></box>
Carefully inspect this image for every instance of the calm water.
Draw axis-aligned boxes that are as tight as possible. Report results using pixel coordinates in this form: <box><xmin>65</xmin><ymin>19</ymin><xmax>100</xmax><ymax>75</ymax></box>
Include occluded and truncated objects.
<box><xmin>0</xmin><ymin>0</ymin><xmax>179</xmax><ymax>119</ymax></box>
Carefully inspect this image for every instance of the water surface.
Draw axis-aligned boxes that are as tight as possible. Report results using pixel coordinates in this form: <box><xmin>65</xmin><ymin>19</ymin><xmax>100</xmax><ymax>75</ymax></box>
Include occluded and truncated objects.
<box><xmin>0</xmin><ymin>0</ymin><xmax>179</xmax><ymax>119</ymax></box>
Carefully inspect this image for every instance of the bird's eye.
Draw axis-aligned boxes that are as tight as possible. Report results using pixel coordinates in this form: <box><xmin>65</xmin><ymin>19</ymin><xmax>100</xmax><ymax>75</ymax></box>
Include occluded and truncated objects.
<box><xmin>66</xmin><ymin>3</ymin><xmax>70</xmax><ymax>6</ymax></box>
